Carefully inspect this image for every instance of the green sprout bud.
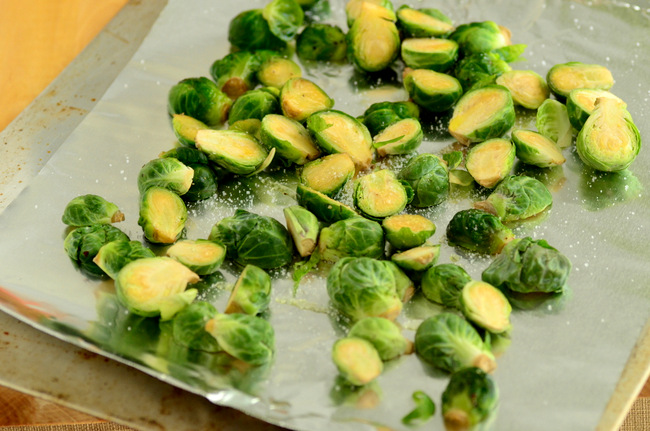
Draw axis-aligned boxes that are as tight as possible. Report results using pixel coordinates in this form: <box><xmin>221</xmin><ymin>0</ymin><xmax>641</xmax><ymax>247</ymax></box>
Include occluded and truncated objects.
<box><xmin>137</xmin><ymin>158</ymin><xmax>194</xmax><ymax>196</ymax></box>
<box><xmin>138</xmin><ymin>187</ymin><xmax>187</xmax><ymax>244</ymax></box>
<box><xmin>465</xmin><ymin>138</ymin><xmax>516</xmax><ymax>188</ymax></box>
<box><xmin>446</xmin><ymin>209</ymin><xmax>514</xmax><ymax>255</ymax></box>
<box><xmin>475</xmin><ymin>175</ymin><xmax>552</xmax><ymax>222</ymax></box>
<box><xmin>421</xmin><ymin>263</ymin><xmax>472</xmax><ymax>307</ymax></box>
<box><xmin>168</xmin><ymin>77</ymin><xmax>232</xmax><ymax>127</ymax></box>
<box><xmin>398</xmin><ymin>153</ymin><xmax>449</xmax><ymax>207</ymax></box>
<box><xmin>205</xmin><ymin>313</ymin><xmax>275</xmax><ymax>365</ymax></box>
<box><xmin>546</xmin><ymin>61</ymin><xmax>614</xmax><ymax>99</ymax></box>
<box><xmin>348</xmin><ymin>317</ymin><xmax>413</xmax><ymax>361</ymax></box>
<box><xmin>495</xmin><ymin>70</ymin><xmax>549</xmax><ymax>109</ymax></box>
<box><xmin>319</xmin><ymin>217</ymin><xmax>385</xmax><ymax>262</ymax></box>
<box><xmin>62</xmin><ymin>194</ymin><xmax>125</xmax><ymax>227</ymax></box>
<box><xmin>64</xmin><ymin>225</ymin><xmax>129</xmax><ymax>277</ymax></box>
<box><xmin>442</xmin><ymin>367</ymin><xmax>499</xmax><ymax>429</ymax></box>
<box><xmin>296</xmin><ymin>23</ymin><xmax>347</xmax><ymax>62</ymax></box>
<box><xmin>165</xmin><ymin>239</ymin><xmax>226</xmax><ymax>275</ymax></box>
<box><xmin>332</xmin><ymin>337</ymin><xmax>383</xmax><ymax>386</ymax></box>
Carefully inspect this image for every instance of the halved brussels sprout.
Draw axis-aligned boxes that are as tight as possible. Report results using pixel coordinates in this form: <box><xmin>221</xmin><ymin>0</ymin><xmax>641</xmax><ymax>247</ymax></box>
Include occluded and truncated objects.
<box><xmin>382</xmin><ymin>214</ymin><xmax>435</xmax><ymax>250</ymax></box>
<box><xmin>299</xmin><ymin>153</ymin><xmax>356</xmax><ymax>197</ymax></box>
<box><xmin>566</xmin><ymin>88</ymin><xmax>627</xmax><ymax>131</ymax></box>
<box><xmin>398</xmin><ymin>153</ymin><xmax>449</xmax><ymax>207</ymax></box>
<box><xmin>257</xmin><ymin>57</ymin><xmax>302</xmax><ymax>89</ymax></box>
<box><xmin>296</xmin><ymin>184</ymin><xmax>358</xmax><ymax>223</ymax></box>
<box><xmin>205</xmin><ymin>313</ymin><xmax>275</xmax><ymax>365</ymax></box>
<box><xmin>354</xmin><ymin>169</ymin><xmax>410</xmax><ymax>219</ymax></box>
<box><xmin>345</xmin><ymin>0</ymin><xmax>395</xmax><ymax>26</ymax></box>
<box><xmin>396</xmin><ymin>5</ymin><xmax>453</xmax><ymax>38</ymax></box>
<box><xmin>448</xmin><ymin>85</ymin><xmax>515</xmax><ymax>145</ymax></box>
<box><xmin>283</xmin><ymin>205</ymin><xmax>320</xmax><ymax>257</ymax></box>
<box><xmin>262</xmin><ymin>0</ymin><xmax>305</xmax><ymax>42</ymax></box>
<box><xmin>446</xmin><ymin>209</ymin><xmax>514</xmax><ymax>255</ymax></box>
<box><xmin>546</xmin><ymin>61</ymin><xmax>614</xmax><ymax>99</ymax></box>
<box><xmin>93</xmin><ymin>239</ymin><xmax>155</xmax><ymax>280</ymax></box>
<box><xmin>228</xmin><ymin>9</ymin><xmax>287</xmax><ymax>52</ymax></box>
<box><xmin>332</xmin><ymin>337</ymin><xmax>383</xmax><ymax>386</ymax></box>
<box><xmin>421</xmin><ymin>263</ymin><xmax>472</xmax><ymax>307</ymax></box>
<box><xmin>195</xmin><ymin>129</ymin><xmax>271</xmax><ymax>176</ymax></box>
<box><xmin>168</xmin><ymin>77</ymin><xmax>232</xmax><ymax>127</ymax></box>
<box><xmin>460</xmin><ymin>280</ymin><xmax>512</xmax><ymax>334</ymax></box>
<box><xmin>64</xmin><ymin>225</ymin><xmax>129</xmax><ymax>277</ymax></box>
<box><xmin>390</xmin><ymin>244</ymin><xmax>440</xmax><ymax>272</ymax></box>
<box><xmin>318</xmin><ymin>217</ymin><xmax>385</xmax><ymax>262</ymax></box>
<box><xmin>137</xmin><ymin>158</ymin><xmax>194</xmax><ymax>195</ymax></box>
<box><xmin>280</xmin><ymin>77</ymin><xmax>334</xmax><ymax>122</ymax></box>
<box><xmin>347</xmin><ymin>2</ymin><xmax>400</xmax><ymax>73</ymax></box>
<box><xmin>209</xmin><ymin>51</ymin><xmax>263</xmax><ymax>100</ymax></box>
<box><xmin>307</xmin><ymin>109</ymin><xmax>373</xmax><ymax>170</ymax></box>
<box><xmin>576</xmin><ymin>98</ymin><xmax>641</xmax><ymax>172</ymax></box>
<box><xmin>348</xmin><ymin>317</ymin><xmax>413</xmax><ymax>361</ymax></box>
<box><xmin>372</xmin><ymin>118</ymin><xmax>423</xmax><ymax>157</ymax></box>
<box><xmin>362</xmin><ymin>101</ymin><xmax>420</xmax><ymax>136</ymax></box>
<box><xmin>115</xmin><ymin>257</ymin><xmax>199</xmax><ymax>320</ymax></box>
<box><xmin>171</xmin><ymin>301</ymin><xmax>220</xmax><ymax>352</ymax></box>
<box><xmin>465</xmin><ymin>138</ymin><xmax>516</xmax><ymax>188</ymax></box>
<box><xmin>453</xmin><ymin>52</ymin><xmax>512</xmax><ymax>91</ymax></box>
<box><xmin>401</xmin><ymin>38</ymin><xmax>458</xmax><ymax>72</ymax></box>
<box><xmin>224</xmin><ymin>264</ymin><xmax>272</xmax><ymax>315</ymax></box>
<box><xmin>442</xmin><ymin>367</ymin><xmax>498</xmax><ymax>429</ymax></box>
<box><xmin>296</xmin><ymin>23</ymin><xmax>347</xmax><ymax>62</ymax></box>
<box><xmin>172</xmin><ymin>114</ymin><xmax>210</xmax><ymax>147</ymax></box>
<box><xmin>535</xmin><ymin>99</ymin><xmax>573</xmax><ymax>149</ymax></box>
<box><xmin>260</xmin><ymin>114</ymin><xmax>321</xmax><ymax>165</ymax></box>
<box><xmin>449</xmin><ymin>21</ymin><xmax>511</xmax><ymax>56</ymax></box>
<box><xmin>165</xmin><ymin>239</ymin><xmax>226</xmax><ymax>275</ymax></box>
<box><xmin>227</xmin><ymin>89</ymin><xmax>280</xmax><ymax>125</ymax></box>
<box><xmin>403</xmin><ymin>68</ymin><xmax>463</xmax><ymax>113</ymax></box>
<box><xmin>62</xmin><ymin>194</ymin><xmax>124</xmax><ymax>227</ymax></box>
<box><xmin>475</xmin><ymin>175</ymin><xmax>552</xmax><ymax>222</ymax></box>
<box><xmin>511</xmin><ymin>129</ymin><xmax>566</xmax><ymax>168</ymax></box>
<box><xmin>138</xmin><ymin>187</ymin><xmax>187</xmax><ymax>244</ymax></box>
<box><xmin>495</xmin><ymin>70</ymin><xmax>549</xmax><ymax>109</ymax></box>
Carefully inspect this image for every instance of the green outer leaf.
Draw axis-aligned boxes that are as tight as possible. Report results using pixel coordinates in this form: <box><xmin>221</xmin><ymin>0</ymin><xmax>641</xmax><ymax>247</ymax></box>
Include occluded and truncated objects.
<box><xmin>167</xmin><ymin>77</ymin><xmax>232</xmax><ymax>127</ymax></box>
<box><xmin>446</xmin><ymin>209</ymin><xmax>513</xmax><ymax>255</ymax></box>
<box><xmin>171</xmin><ymin>301</ymin><xmax>220</xmax><ymax>352</ymax></box>
<box><xmin>402</xmin><ymin>390</ymin><xmax>436</xmax><ymax>426</ymax></box>
<box><xmin>228</xmin><ymin>9</ymin><xmax>287</xmax><ymax>51</ymax></box>
<box><xmin>443</xmin><ymin>151</ymin><xmax>463</xmax><ymax>170</ymax></box>
<box><xmin>420</xmin><ymin>263</ymin><xmax>472</xmax><ymax>307</ymax></box>
<box><xmin>263</xmin><ymin>0</ymin><xmax>305</xmax><ymax>42</ymax></box>
<box><xmin>296</xmin><ymin>23</ymin><xmax>347</xmax><ymax>62</ymax></box>
<box><xmin>137</xmin><ymin>158</ymin><xmax>194</xmax><ymax>195</ymax></box>
<box><xmin>227</xmin><ymin>89</ymin><xmax>280</xmax><ymax>125</ymax></box>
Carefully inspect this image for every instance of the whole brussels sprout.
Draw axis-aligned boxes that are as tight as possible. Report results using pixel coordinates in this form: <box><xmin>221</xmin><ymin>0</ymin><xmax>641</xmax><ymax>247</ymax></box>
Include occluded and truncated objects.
<box><xmin>299</xmin><ymin>153</ymin><xmax>356</xmax><ymax>197</ymax></box>
<box><xmin>396</xmin><ymin>5</ymin><xmax>453</xmax><ymax>38</ymax></box>
<box><xmin>421</xmin><ymin>263</ymin><xmax>472</xmax><ymax>307</ymax></box>
<box><xmin>64</xmin><ymin>224</ymin><xmax>129</xmax><ymax>277</ymax></box>
<box><xmin>171</xmin><ymin>301</ymin><xmax>220</xmax><ymax>352</ymax></box>
<box><xmin>296</xmin><ymin>184</ymin><xmax>358</xmax><ymax>223</ymax></box>
<box><xmin>296</xmin><ymin>23</ymin><xmax>347</xmax><ymax>62</ymax></box>
<box><xmin>442</xmin><ymin>367</ymin><xmax>498</xmax><ymax>429</ymax></box>
<box><xmin>403</xmin><ymin>68</ymin><xmax>463</xmax><ymax>113</ymax></box>
<box><xmin>448</xmin><ymin>21</ymin><xmax>511</xmax><ymax>56</ymax></box>
<box><xmin>167</xmin><ymin>77</ymin><xmax>232</xmax><ymax>127</ymax></box>
<box><xmin>228</xmin><ymin>9</ymin><xmax>287</xmax><ymax>52</ymax></box>
<box><xmin>224</xmin><ymin>264</ymin><xmax>272</xmax><ymax>316</ymax></box>
<box><xmin>347</xmin><ymin>2</ymin><xmax>400</xmax><ymax>73</ymax></box>
<box><xmin>260</xmin><ymin>114</ymin><xmax>321</xmax><ymax>165</ymax></box>
<box><xmin>382</xmin><ymin>214</ymin><xmax>435</xmax><ymax>250</ymax></box>
<box><xmin>398</xmin><ymin>153</ymin><xmax>449</xmax><ymax>207</ymax></box>
<box><xmin>283</xmin><ymin>205</ymin><xmax>319</xmax><ymax>257</ymax></box>
<box><xmin>318</xmin><ymin>217</ymin><xmax>385</xmax><ymax>262</ymax></box>
<box><xmin>511</xmin><ymin>129</ymin><xmax>566</xmax><ymax>168</ymax></box>
<box><xmin>280</xmin><ymin>77</ymin><xmax>334</xmax><ymax>122</ymax></box>
<box><xmin>495</xmin><ymin>70</ymin><xmax>549</xmax><ymax>109</ymax></box>
<box><xmin>62</xmin><ymin>194</ymin><xmax>124</xmax><ymax>227</ymax></box>
<box><xmin>453</xmin><ymin>51</ymin><xmax>511</xmax><ymax>91</ymax></box>
<box><xmin>535</xmin><ymin>99</ymin><xmax>573</xmax><ymax>149</ymax></box>
<box><xmin>372</xmin><ymin>118</ymin><xmax>423</xmax><ymax>157</ymax></box>
<box><xmin>361</xmin><ymin>101</ymin><xmax>420</xmax><ymax>136</ymax></box>
<box><xmin>93</xmin><ymin>239</ymin><xmax>155</xmax><ymax>280</ymax></box>
<box><xmin>262</xmin><ymin>0</ymin><xmax>305</xmax><ymax>42</ymax></box>
<box><xmin>354</xmin><ymin>169</ymin><xmax>410</xmax><ymax>220</ymax></box>
<box><xmin>446</xmin><ymin>209</ymin><xmax>514</xmax><ymax>255</ymax></box>
<box><xmin>332</xmin><ymin>337</ymin><xmax>383</xmax><ymax>386</ymax></box>
<box><xmin>205</xmin><ymin>313</ymin><xmax>275</xmax><ymax>365</ymax></box>
<box><xmin>475</xmin><ymin>175</ymin><xmax>552</xmax><ymax>222</ymax></box>
<box><xmin>348</xmin><ymin>317</ymin><xmax>413</xmax><ymax>361</ymax></box>
<box><xmin>465</xmin><ymin>138</ymin><xmax>516</xmax><ymax>188</ymax></box>
<box><xmin>546</xmin><ymin>61</ymin><xmax>614</xmax><ymax>99</ymax></box>
<box><xmin>227</xmin><ymin>89</ymin><xmax>280</xmax><ymax>125</ymax></box>
<box><xmin>165</xmin><ymin>239</ymin><xmax>226</xmax><ymax>275</ymax></box>
<box><xmin>138</xmin><ymin>187</ymin><xmax>187</xmax><ymax>244</ymax></box>
<box><xmin>137</xmin><ymin>158</ymin><xmax>194</xmax><ymax>195</ymax></box>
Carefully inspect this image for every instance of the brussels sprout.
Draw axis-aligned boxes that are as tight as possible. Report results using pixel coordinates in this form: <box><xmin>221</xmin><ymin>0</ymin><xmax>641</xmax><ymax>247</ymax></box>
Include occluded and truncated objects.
<box><xmin>421</xmin><ymin>263</ymin><xmax>472</xmax><ymax>307</ymax></box>
<box><xmin>446</xmin><ymin>209</ymin><xmax>514</xmax><ymax>255</ymax></box>
<box><xmin>160</xmin><ymin>146</ymin><xmax>210</xmax><ymax>166</ymax></box>
<box><xmin>403</xmin><ymin>68</ymin><xmax>463</xmax><ymax>113</ymax></box>
<box><xmin>382</xmin><ymin>214</ymin><xmax>435</xmax><ymax>250</ymax></box>
<box><xmin>256</xmin><ymin>58</ymin><xmax>302</xmax><ymax>90</ymax></box>
<box><xmin>402</xmin><ymin>391</ymin><xmax>436</xmax><ymax>427</ymax></box>
<box><xmin>260</xmin><ymin>114</ymin><xmax>321</xmax><ymax>165</ymax></box>
<box><xmin>362</xmin><ymin>101</ymin><xmax>420</xmax><ymax>136</ymax></box>
<box><xmin>388</xmin><ymin>261</ymin><xmax>415</xmax><ymax>303</ymax></box>
<box><xmin>296</xmin><ymin>23</ymin><xmax>347</xmax><ymax>62</ymax></box>
<box><xmin>535</xmin><ymin>99</ymin><xmax>573</xmax><ymax>149</ymax></box>
<box><xmin>442</xmin><ymin>367</ymin><xmax>498</xmax><ymax>429</ymax></box>
<box><xmin>137</xmin><ymin>158</ymin><xmax>194</xmax><ymax>195</ymax></box>
<box><xmin>307</xmin><ymin>109</ymin><xmax>373</xmax><ymax>170</ymax></box>
<box><xmin>495</xmin><ymin>70</ymin><xmax>549</xmax><ymax>109</ymax></box>
<box><xmin>453</xmin><ymin>51</ymin><xmax>512</xmax><ymax>91</ymax></box>
<box><xmin>115</xmin><ymin>257</ymin><xmax>199</xmax><ymax>320</ymax></box>
<box><xmin>138</xmin><ymin>187</ymin><xmax>187</xmax><ymax>244</ymax></box>
<box><xmin>566</xmin><ymin>89</ymin><xmax>626</xmax><ymax>131</ymax></box>
<box><xmin>225</xmin><ymin>264</ymin><xmax>272</xmax><ymax>315</ymax></box>
<box><xmin>296</xmin><ymin>184</ymin><xmax>358</xmax><ymax>223</ymax></box>
<box><xmin>443</xmin><ymin>150</ymin><xmax>463</xmax><ymax>170</ymax></box>
<box><xmin>171</xmin><ymin>114</ymin><xmax>210</xmax><ymax>147</ymax></box>
<box><xmin>482</xmin><ymin>236</ymin><xmax>571</xmax><ymax>294</ymax></box>
<box><xmin>299</xmin><ymin>153</ymin><xmax>356</xmax><ymax>197</ymax></box>
<box><xmin>390</xmin><ymin>244</ymin><xmax>440</xmax><ymax>272</ymax></box>
<box><xmin>209</xmin><ymin>209</ymin><xmax>293</xmax><ymax>269</ymax></box>
<box><xmin>396</xmin><ymin>5</ymin><xmax>453</xmax><ymax>38</ymax></box>
<box><xmin>171</xmin><ymin>301</ymin><xmax>220</xmax><ymax>352</ymax></box>
<box><xmin>448</xmin><ymin>21</ymin><xmax>511</xmax><ymax>56</ymax></box>
<box><xmin>511</xmin><ymin>129</ymin><xmax>566</xmax><ymax>168</ymax></box>
<box><xmin>228</xmin><ymin>9</ymin><xmax>287</xmax><ymax>52</ymax></box>
<box><xmin>347</xmin><ymin>2</ymin><xmax>400</xmax><ymax>73</ymax></box>
<box><xmin>353</xmin><ymin>169</ymin><xmax>409</xmax><ymax>220</ymax></box>
<box><xmin>546</xmin><ymin>61</ymin><xmax>614</xmax><ymax>99</ymax></box>
<box><xmin>209</xmin><ymin>51</ymin><xmax>263</xmax><ymax>100</ymax></box>
<box><xmin>205</xmin><ymin>313</ymin><xmax>275</xmax><ymax>365</ymax></box>
<box><xmin>465</xmin><ymin>138</ymin><xmax>516</xmax><ymax>188</ymax></box>
<box><xmin>475</xmin><ymin>175</ymin><xmax>552</xmax><ymax>222</ymax></box>
<box><xmin>576</xmin><ymin>98</ymin><xmax>641</xmax><ymax>172</ymax></box>
<box><xmin>348</xmin><ymin>317</ymin><xmax>413</xmax><ymax>361</ymax></box>
<box><xmin>414</xmin><ymin>313</ymin><xmax>496</xmax><ymax>373</ymax></box>
<box><xmin>165</xmin><ymin>239</ymin><xmax>226</xmax><ymax>275</ymax></box>
<box><xmin>398</xmin><ymin>153</ymin><xmax>449</xmax><ymax>207</ymax></box>
<box><xmin>280</xmin><ymin>77</ymin><xmax>334</xmax><ymax>122</ymax></box>
<box><xmin>167</xmin><ymin>77</ymin><xmax>232</xmax><ymax>127</ymax></box>
<box><xmin>183</xmin><ymin>164</ymin><xmax>218</xmax><ymax>202</ymax></box>
<box><xmin>318</xmin><ymin>217</ymin><xmax>385</xmax><ymax>262</ymax></box>
<box><xmin>93</xmin><ymin>239</ymin><xmax>155</xmax><ymax>280</ymax></box>
<box><xmin>372</xmin><ymin>118</ymin><xmax>423</xmax><ymax>157</ymax></box>
<box><xmin>283</xmin><ymin>205</ymin><xmax>320</xmax><ymax>257</ymax></box>
<box><xmin>227</xmin><ymin>89</ymin><xmax>280</xmax><ymax>125</ymax></box>
<box><xmin>327</xmin><ymin>257</ymin><xmax>404</xmax><ymax>322</ymax></box>
<box><xmin>263</xmin><ymin>0</ymin><xmax>305</xmax><ymax>42</ymax></box>
<box><xmin>332</xmin><ymin>337</ymin><xmax>383</xmax><ymax>386</ymax></box>
<box><xmin>229</xmin><ymin>118</ymin><xmax>263</xmax><ymax>141</ymax></box>
<box><xmin>448</xmin><ymin>85</ymin><xmax>515</xmax><ymax>145</ymax></box>
<box><xmin>62</xmin><ymin>194</ymin><xmax>125</xmax><ymax>227</ymax></box>
<box><xmin>195</xmin><ymin>129</ymin><xmax>271</xmax><ymax>176</ymax></box>
<box><xmin>460</xmin><ymin>280</ymin><xmax>512</xmax><ymax>334</ymax></box>
<box><xmin>401</xmin><ymin>38</ymin><xmax>458</xmax><ymax>72</ymax></box>
<box><xmin>345</xmin><ymin>0</ymin><xmax>394</xmax><ymax>26</ymax></box>
<box><xmin>63</xmin><ymin>224</ymin><xmax>129</xmax><ymax>277</ymax></box>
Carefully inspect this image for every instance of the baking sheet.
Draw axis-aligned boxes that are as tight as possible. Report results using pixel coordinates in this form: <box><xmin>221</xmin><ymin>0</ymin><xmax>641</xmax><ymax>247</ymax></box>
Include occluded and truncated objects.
<box><xmin>0</xmin><ymin>0</ymin><xmax>649</xmax><ymax>430</ymax></box>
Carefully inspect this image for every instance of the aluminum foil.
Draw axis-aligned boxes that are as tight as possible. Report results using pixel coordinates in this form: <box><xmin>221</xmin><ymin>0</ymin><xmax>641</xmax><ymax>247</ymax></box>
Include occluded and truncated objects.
<box><xmin>0</xmin><ymin>0</ymin><xmax>649</xmax><ymax>430</ymax></box>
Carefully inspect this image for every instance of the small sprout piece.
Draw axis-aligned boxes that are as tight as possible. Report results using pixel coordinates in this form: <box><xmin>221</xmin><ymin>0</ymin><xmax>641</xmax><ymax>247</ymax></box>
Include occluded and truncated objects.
<box><xmin>362</xmin><ymin>101</ymin><xmax>420</xmax><ymax>136</ymax></box>
<box><xmin>327</xmin><ymin>257</ymin><xmax>404</xmax><ymax>322</ymax></box>
<box><xmin>511</xmin><ymin>129</ymin><xmax>566</xmax><ymax>168</ymax></box>
<box><xmin>576</xmin><ymin>98</ymin><xmax>641</xmax><ymax>172</ymax></box>
<box><xmin>64</xmin><ymin>225</ymin><xmax>129</xmax><ymax>277</ymax></box>
<box><xmin>138</xmin><ymin>187</ymin><xmax>187</xmax><ymax>244</ymax></box>
<box><xmin>205</xmin><ymin>313</ymin><xmax>275</xmax><ymax>365</ymax></box>
<box><xmin>299</xmin><ymin>153</ymin><xmax>356</xmax><ymax>197</ymax></box>
<box><xmin>482</xmin><ymin>237</ymin><xmax>571</xmax><ymax>294</ymax></box>
<box><xmin>398</xmin><ymin>154</ymin><xmax>449</xmax><ymax>208</ymax></box>
<box><xmin>354</xmin><ymin>170</ymin><xmax>409</xmax><ymax>219</ymax></box>
<box><xmin>347</xmin><ymin>2</ymin><xmax>400</xmax><ymax>73</ymax></box>
<box><xmin>307</xmin><ymin>110</ymin><xmax>373</xmax><ymax>170</ymax></box>
<box><xmin>93</xmin><ymin>240</ymin><xmax>155</xmax><ymax>280</ymax></box>
<box><xmin>137</xmin><ymin>158</ymin><xmax>194</xmax><ymax>195</ymax></box>
<box><xmin>167</xmin><ymin>77</ymin><xmax>232</xmax><ymax>127</ymax></box>
<box><xmin>373</xmin><ymin>118</ymin><xmax>423</xmax><ymax>157</ymax></box>
<box><xmin>172</xmin><ymin>114</ymin><xmax>210</xmax><ymax>147</ymax></box>
<box><xmin>495</xmin><ymin>70</ymin><xmax>550</xmax><ymax>109</ymax></box>
<box><xmin>449</xmin><ymin>21</ymin><xmax>511</xmax><ymax>56</ymax></box>
<box><xmin>465</xmin><ymin>138</ymin><xmax>516</xmax><ymax>188</ymax></box>
<box><xmin>280</xmin><ymin>77</ymin><xmax>334</xmax><ymax>122</ymax></box>
<box><xmin>536</xmin><ymin>99</ymin><xmax>573</xmax><ymax>149</ymax></box>
<box><xmin>318</xmin><ymin>217</ymin><xmax>385</xmax><ymax>262</ymax></box>
<box><xmin>402</xmin><ymin>390</ymin><xmax>436</xmax><ymax>426</ymax></box>
<box><xmin>296</xmin><ymin>23</ymin><xmax>347</xmax><ymax>62</ymax></box>
<box><xmin>296</xmin><ymin>184</ymin><xmax>358</xmax><ymax>223</ymax></box>
<box><xmin>332</xmin><ymin>337</ymin><xmax>383</xmax><ymax>386</ymax></box>
<box><xmin>166</xmin><ymin>239</ymin><xmax>226</xmax><ymax>275</ymax></box>
<box><xmin>228</xmin><ymin>9</ymin><xmax>286</xmax><ymax>52</ymax></box>
<box><xmin>348</xmin><ymin>317</ymin><xmax>413</xmax><ymax>361</ymax></box>
<box><xmin>566</xmin><ymin>89</ymin><xmax>626</xmax><ymax>131</ymax></box>
<box><xmin>396</xmin><ymin>5</ymin><xmax>453</xmax><ymax>38</ymax></box>
<box><xmin>209</xmin><ymin>209</ymin><xmax>293</xmax><ymax>269</ymax></box>
<box><xmin>227</xmin><ymin>89</ymin><xmax>280</xmax><ymax>125</ymax></box>
<box><xmin>382</xmin><ymin>214</ymin><xmax>436</xmax><ymax>250</ymax></box>
<box><xmin>403</xmin><ymin>68</ymin><xmax>463</xmax><ymax>113</ymax></box>
<box><xmin>283</xmin><ymin>205</ymin><xmax>320</xmax><ymax>257</ymax></box>
<box><xmin>475</xmin><ymin>175</ymin><xmax>552</xmax><ymax>222</ymax></box>
<box><xmin>62</xmin><ymin>194</ymin><xmax>124</xmax><ymax>227</ymax></box>
<box><xmin>225</xmin><ymin>264</ymin><xmax>272</xmax><ymax>315</ymax></box>
<box><xmin>210</xmin><ymin>51</ymin><xmax>263</xmax><ymax>100</ymax></box>
<box><xmin>345</xmin><ymin>0</ymin><xmax>394</xmax><ymax>26</ymax></box>
<box><xmin>460</xmin><ymin>280</ymin><xmax>512</xmax><ymax>334</ymax></box>
<box><xmin>116</xmin><ymin>257</ymin><xmax>199</xmax><ymax>320</ymax></box>
<box><xmin>546</xmin><ymin>61</ymin><xmax>614</xmax><ymax>99</ymax></box>
<box><xmin>442</xmin><ymin>367</ymin><xmax>498</xmax><ymax>429</ymax></box>
<box><xmin>171</xmin><ymin>302</ymin><xmax>220</xmax><ymax>352</ymax></box>
<box><xmin>195</xmin><ymin>129</ymin><xmax>270</xmax><ymax>176</ymax></box>
<box><xmin>391</xmin><ymin>244</ymin><xmax>440</xmax><ymax>272</ymax></box>
<box><xmin>448</xmin><ymin>85</ymin><xmax>515</xmax><ymax>145</ymax></box>
<box><xmin>260</xmin><ymin>114</ymin><xmax>321</xmax><ymax>165</ymax></box>
<box><xmin>421</xmin><ymin>263</ymin><xmax>472</xmax><ymax>307</ymax></box>
<box><xmin>401</xmin><ymin>38</ymin><xmax>458</xmax><ymax>72</ymax></box>
<box><xmin>415</xmin><ymin>313</ymin><xmax>496</xmax><ymax>373</ymax></box>
<box><xmin>446</xmin><ymin>209</ymin><xmax>514</xmax><ymax>255</ymax></box>
<box><xmin>454</xmin><ymin>52</ymin><xmax>511</xmax><ymax>91</ymax></box>
<box><xmin>257</xmin><ymin>57</ymin><xmax>302</xmax><ymax>89</ymax></box>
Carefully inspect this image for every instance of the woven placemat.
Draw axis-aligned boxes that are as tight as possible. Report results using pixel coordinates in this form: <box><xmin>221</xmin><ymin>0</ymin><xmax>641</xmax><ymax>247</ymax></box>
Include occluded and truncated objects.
<box><xmin>0</xmin><ymin>423</ymin><xmax>133</xmax><ymax>431</ymax></box>
<box><xmin>619</xmin><ymin>398</ymin><xmax>650</xmax><ymax>431</ymax></box>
